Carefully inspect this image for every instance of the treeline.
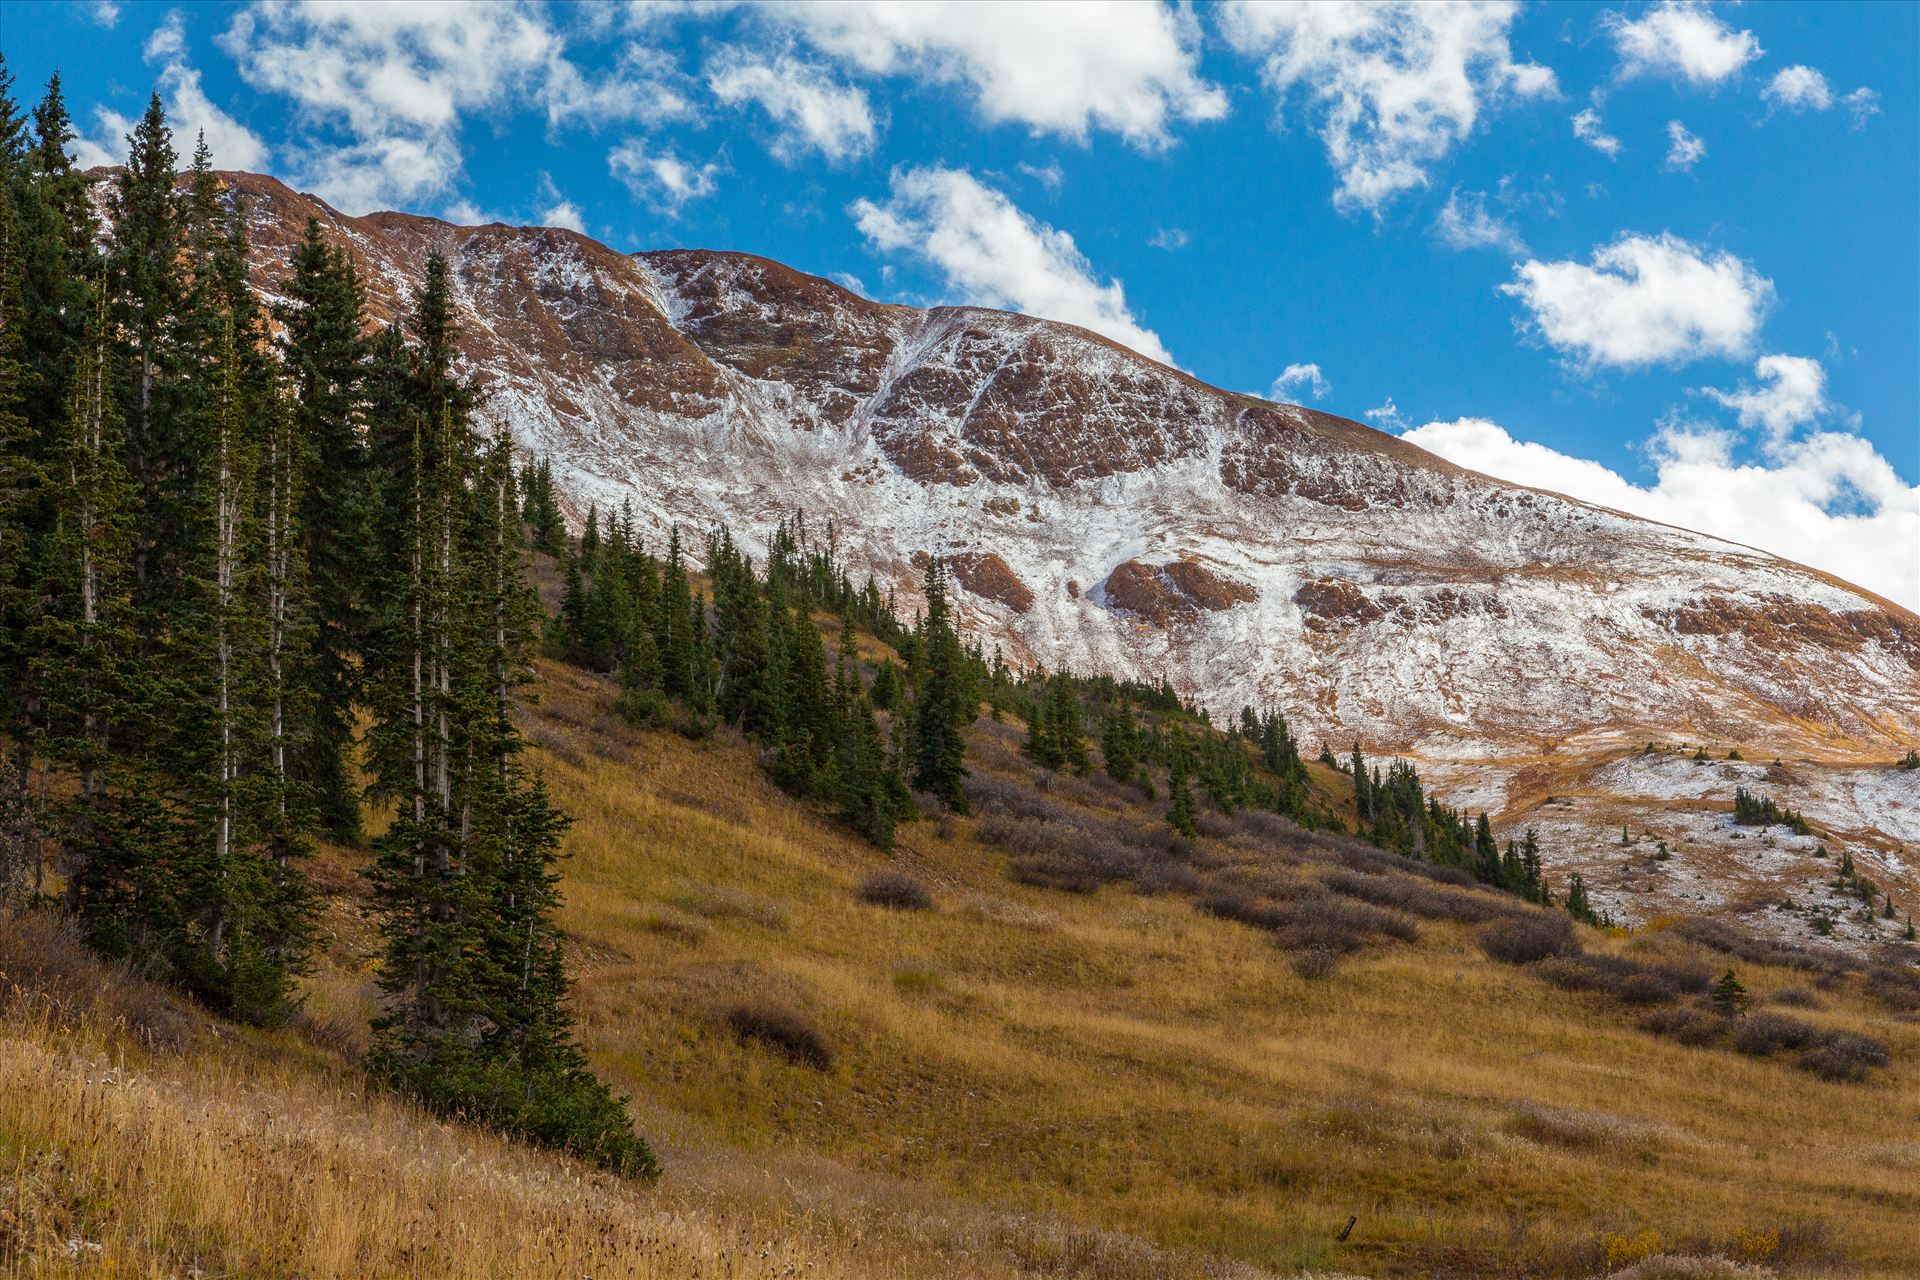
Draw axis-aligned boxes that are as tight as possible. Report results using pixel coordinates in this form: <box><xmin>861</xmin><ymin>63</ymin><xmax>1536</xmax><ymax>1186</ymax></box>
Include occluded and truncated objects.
<box><xmin>1342</xmin><ymin>742</ymin><xmax>1573</xmax><ymax>913</ymax></box>
<box><xmin>1733</xmin><ymin>787</ymin><xmax>1812</xmax><ymax>835</ymax></box>
<box><xmin>0</xmin><ymin>74</ymin><xmax>650</xmax><ymax>1174</ymax></box>
<box><xmin>534</xmin><ymin>498</ymin><xmax>1583</xmax><ymax>924</ymax></box>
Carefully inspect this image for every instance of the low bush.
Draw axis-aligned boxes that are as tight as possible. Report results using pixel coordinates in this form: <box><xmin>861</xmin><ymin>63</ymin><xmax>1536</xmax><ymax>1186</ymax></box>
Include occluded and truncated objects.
<box><xmin>1639</xmin><ymin>1006</ymin><xmax>1728</xmax><ymax>1048</ymax></box>
<box><xmin>724</xmin><ymin>1001</ymin><xmax>834</xmax><ymax>1070</ymax></box>
<box><xmin>1732</xmin><ymin>1013</ymin><xmax>1820</xmax><ymax>1056</ymax></box>
<box><xmin>1201</xmin><ymin>884</ymin><xmax>1418</xmax><ymax>948</ymax></box>
<box><xmin>1864</xmin><ymin>964</ymin><xmax>1920</xmax><ymax>1014</ymax></box>
<box><xmin>1274</xmin><ymin>921</ymin><xmax>1368</xmax><ymax>956</ymax></box>
<box><xmin>1321</xmin><ymin>867</ymin><xmax>1508</xmax><ymax>924</ymax></box>
<box><xmin>1478</xmin><ymin>914</ymin><xmax>1579</xmax><ymax>965</ymax></box>
<box><xmin>1006</xmin><ymin>853</ymin><xmax>1102</xmax><ymax>895</ymax></box>
<box><xmin>858</xmin><ymin>870</ymin><xmax>933</xmax><ymax>911</ymax></box>
<box><xmin>1290</xmin><ymin>948</ymin><xmax>1342</xmax><ymax>980</ymax></box>
<box><xmin>1674</xmin><ymin>918</ymin><xmax>1855</xmax><ymax>977</ymax></box>
<box><xmin>1797</xmin><ymin>1032</ymin><xmax>1889</xmax><ymax>1082</ymax></box>
<box><xmin>1761</xmin><ymin>985</ymin><xmax>1820</xmax><ymax>1009</ymax></box>
<box><xmin>0</xmin><ymin>911</ymin><xmax>196</xmax><ymax>1051</ymax></box>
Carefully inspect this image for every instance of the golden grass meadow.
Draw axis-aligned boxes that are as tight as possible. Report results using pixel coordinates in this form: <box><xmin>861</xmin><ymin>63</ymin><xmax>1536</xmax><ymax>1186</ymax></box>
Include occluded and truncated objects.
<box><xmin>4</xmin><ymin>658</ymin><xmax>1917</xmax><ymax>1279</ymax></box>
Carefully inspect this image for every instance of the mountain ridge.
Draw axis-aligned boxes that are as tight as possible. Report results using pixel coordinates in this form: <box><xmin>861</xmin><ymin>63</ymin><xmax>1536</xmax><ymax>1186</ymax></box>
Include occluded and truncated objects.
<box><xmin>190</xmin><ymin>170</ymin><xmax>1915</xmax><ymax>772</ymax></box>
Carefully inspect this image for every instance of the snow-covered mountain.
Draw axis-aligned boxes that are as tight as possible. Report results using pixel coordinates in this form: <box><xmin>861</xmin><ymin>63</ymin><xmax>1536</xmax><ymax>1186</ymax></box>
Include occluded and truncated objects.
<box><xmin>225</xmin><ymin>172</ymin><xmax>1918</xmax><ymax>769</ymax></box>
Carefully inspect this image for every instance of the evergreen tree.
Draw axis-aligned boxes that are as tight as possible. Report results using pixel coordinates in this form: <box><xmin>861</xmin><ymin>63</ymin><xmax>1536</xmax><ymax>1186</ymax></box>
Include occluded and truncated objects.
<box><xmin>1563</xmin><ymin>871</ymin><xmax>1600</xmax><ymax>926</ymax></box>
<box><xmin>277</xmin><ymin>217</ymin><xmax>369</xmax><ymax>840</ymax></box>
<box><xmin>1166</xmin><ymin>737</ymin><xmax>1198</xmax><ymax>838</ymax></box>
<box><xmin>910</xmin><ymin>558</ymin><xmax>971</xmax><ymax>810</ymax></box>
<box><xmin>1710</xmin><ymin>969</ymin><xmax>1749</xmax><ymax>1017</ymax></box>
<box><xmin>1101</xmin><ymin>705</ymin><xmax>1139</xmax><ymax>785</ymax></box>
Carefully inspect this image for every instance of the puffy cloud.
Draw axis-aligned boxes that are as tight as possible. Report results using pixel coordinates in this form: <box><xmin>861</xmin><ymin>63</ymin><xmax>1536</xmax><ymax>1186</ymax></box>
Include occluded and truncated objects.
<box><xmin>1270</xmin><ymin>362</ymin><xmax>1331</xmax><ymax>401</ymax></box>
<box><xmin>81</xmin><ymin>10</ymin><xmax>269</xmax><ymax>172</ymax></box>
<box><xmin>1762</xmin><ymin>65</ymin><xmax>1832</xmax><ymax>113</ymax></box>
<box><xmin>609</xmin><ymin>140</ymin><xmax>721</xmax><ymax>213</ymax></box>
<box><xmin>1502</xmin><ymin>232</ymin><xmax>1772</xmax><ymax>370</ymax></box>
<box><xmin>850</xmin><ymin>166</ymin><xmax>1173</xmax><ymax>365</ymax></box>
<box><xmin>1401</xmin><ymin>415</ymin><xmax>1919</xmax><ymax>611</ymax></box>
<box><xmin>1148</xmin><ymin>227</ymin><xmax>1190</xmax><ymax>250</ymax></box>
<box><xmin>218</xmin><ymin>1</ymin><xmax>683</xmax><ymax>214</ymax></box>
<box><xmin>1220</xmin><ymin>1</ymin><xmax>1556</xmax><ymax>213</ymax></box>
<box><xmin>1699</xmin><ymin>354</ymin><xmax>1829</xmax><ymax>443</ymax></box>
<box><xmin>1663</xmin><ymin>120</ymin><xmax>1705</xmax><ymax>171</ymax></box>
<box><xmin>1603</xmin><ymin>0</ymin><xmax>1761</xmax><ymax>86</ymax></box>
<box><xmin>759</xmin><ymin>1</ymin><xmax>1224</xmax><ymax>148</ymax></box>
<box><xmin>708</xmin><ymin>49</ymin><xmax>876</xmax><ymax>162</ymax></box>
<box><xmin>88</xmin><ymin>0</ymin><xmax>120</xmax><ymax>27</ymax></box>
<box><xmin>1434</xmin><ymin>187</ymin><xmax>1524</xmax><ymax>253</ymax></box>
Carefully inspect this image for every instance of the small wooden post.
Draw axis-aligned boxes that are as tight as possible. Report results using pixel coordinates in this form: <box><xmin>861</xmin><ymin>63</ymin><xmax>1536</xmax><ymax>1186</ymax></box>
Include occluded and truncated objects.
<box><xmin>1337</xmin><ymin>1216</ymin><xmax>1356</xmax><ymax>1243</ymax></box>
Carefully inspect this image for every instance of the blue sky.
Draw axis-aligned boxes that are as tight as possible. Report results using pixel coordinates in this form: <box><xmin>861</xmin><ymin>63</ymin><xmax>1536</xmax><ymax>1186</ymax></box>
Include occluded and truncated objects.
<box><xmin>9</xmin><ymin>1</ymin><xmax>1917</xmax><ymax>606</ymax></box>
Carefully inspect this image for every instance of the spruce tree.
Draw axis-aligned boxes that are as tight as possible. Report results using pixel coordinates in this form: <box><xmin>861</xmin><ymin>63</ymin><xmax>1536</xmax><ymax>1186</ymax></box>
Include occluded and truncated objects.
<box><xmin>277</xmin><ymin>218</ymin><xmax>369</xmax><ymax>840</ymax></box>
<box><xmin>910</xmin><ymin>558</ymin><xmax>971</xmax><ymax>811</ymax></box>
<box><xmin>1101</xmin><ymin>705</ymin><xmax>1139</xmax><ymax>785</ymax></box>
<box><xmin>1166</xmin><ymin>736</ymin><xmax>1198</xmax><ymax>838</ymax></box>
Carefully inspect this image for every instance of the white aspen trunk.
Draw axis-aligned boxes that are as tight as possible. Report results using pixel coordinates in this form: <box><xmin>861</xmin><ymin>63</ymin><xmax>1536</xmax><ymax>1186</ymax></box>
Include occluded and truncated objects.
<box><xmin>211</xmin><ymin>332</ymin><xmax>239</xmax><ymax>962</ymax></box>
<box><xmin>267</xmin><ymin>406</ymin><xmax>288</xmax><ymax>872</ymax></box>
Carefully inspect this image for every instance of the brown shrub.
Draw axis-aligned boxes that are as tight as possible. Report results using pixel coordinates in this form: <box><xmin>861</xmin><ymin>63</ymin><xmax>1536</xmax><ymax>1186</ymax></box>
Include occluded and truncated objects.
<box><xmin>1291</xmin><ymin>948</ymin><xmax>1342</xmax><ymax>980</ymax></box>
<box><xmin>1006</xmin><ymin>853</ymin><xmax>1102</xmax><ymax>895</ymax></box>
<box><xmin>1797</xmin><ymin>1033</ymin><xmax>1889</xmax><ymax>1082</ymax></box>
<box><xmin>0</xmin><ymin>911</ymin><xmax>195</xmax><ymax>1052</ymax></box>
<box><xmin>1674</xmin><ymin>918</ymin><xmax>1856</xmax><ymax>977</ymax></box>
<box><xmin>858</xmin><ymin>870</ymin><xmax>933</xmax><ymax>911</ymax></box>
<box><xmin>724</xmin><ymin>1001</ymin><xmax>834</xmax><ymax>1070</ymax></box>
<box><xmin>1322</xmin><ymin>867</ymin><xmax>1509</xmax><ymax>924</ymax></box>
<box><xmin>1762</xmin><ymin>985</ymin><xmax>1821</xmax><ymax>1009</ymax></box>
<box><xmin>1640</xmin><ymin>1006</ymin><xmax>1727</xmax><ymax>1048</ymax></box>
<box><xmin>1478</xmin><ymin>914</ymin><xmax>1579</xmax><ymax>965</ymax></box>
<box><xmin>1864</xmin><ymin>964</ymin><xmax>1920</xmax><ymax>1014</ymax></box>
<box><xmin>1732</xmin><ymin>1013</ymin><xmax>1821</xmax><ymax>1056</ymax></box>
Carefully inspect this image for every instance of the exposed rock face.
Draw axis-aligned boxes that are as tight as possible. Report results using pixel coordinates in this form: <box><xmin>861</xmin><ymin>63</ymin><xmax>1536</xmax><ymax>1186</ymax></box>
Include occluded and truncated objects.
<box><xmin>205</xmin><ymin>170</ymin><xmax>1919</xmax><ymax>762</ymax></box>
<box><xmin>1106</xmin><ymin>558</ymin><xmax>1256</xmax><ymax>626</ymax></box>
<box><xmin>948</xmin><ymin>552</ymin><xmax>1035</xmax><ymax>614</ymax></box>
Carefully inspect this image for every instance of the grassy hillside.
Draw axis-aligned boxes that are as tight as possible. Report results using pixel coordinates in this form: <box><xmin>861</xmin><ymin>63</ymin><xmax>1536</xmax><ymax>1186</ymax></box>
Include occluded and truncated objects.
<box><xmin>5</xmin><ymin>655</ymin><xmax>1918</xmax><ymax>1278</ymax></box>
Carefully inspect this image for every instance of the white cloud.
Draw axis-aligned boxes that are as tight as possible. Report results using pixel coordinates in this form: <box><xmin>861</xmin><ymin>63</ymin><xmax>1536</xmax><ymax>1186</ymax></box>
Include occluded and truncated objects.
<box><xmin>1571</xmin><ymin>107</ymin><xmax>1621</xmax><ymax>157</ymax></box>
<box><xmin>1219</xmin><ymin>1</ymin><xmax>1557</xmax><ymax>214</ymax></box>
<box><xmin>81</xmin><ymin>10</ymin><xmax>269</xmax><ymax>172</ymax></box>
<box><xmin>1366</xmin><ymin>398</ymin><xmax>1408</xmax><ymax>429</ymax></box>
<box><xmin>1762</xmin><ymin>65</ymin><xmax>1832</xmax><ymax>113</ymax></box>
<box><xmin>1699</xmin><ymin>354</ymin><xmax>1829</xmax><ymax>444</ymax></box>
<box><xmin>1843</xmin><ymin>87</ymin><xmax>1881</xmax><ymax>128</ymax></box>
<box><xmin>609</xmin><ymin>140</ymin><xmax>721</xmax><ymax>214</ymax></box>
<box><xmin>536</xmin><ymin>173</ymin><xmax>586</xmax><ymax>233</ymax></box>
<box><xmin>1270</xmin><ymin>362</ymin><xmax>1331</xmax><ymax>401</ymax></box>
<box><xmin>1603</xmin><ymin>0</ymin><xmax>1761</xmax><ymax>86</ymax></box>
<box><xmin>1018</xmin><ymin>160</ymin><xmax>1064</xmax><ymax>192</ymax></box>
<box><xmin>1434</xmin><ymin>187</ymin><xmax>1524</xmax><ymax>253</ymax></box>
<box><xmin>1401</xmin><ymin>415</ymin><xmax>1919</xmax><ymax>611</ymax></box>
<box><xmin>1664</xmin><ymin>119</ymin><xmax>1705</xmax><ymax>171</ymax></box>
<box><xmin>1148</xmin><ymin>226</ymin><xmax>1190</xmax><ymax>250</ymax></box>
<box><xmin>760</xmin><ymin>0</ymin><xmax>1225</xmax><ymax>148</ymax></box>
<box><xmin>850</xmin><ymin>165</ymin><xmax>1173</xmax><ymax>365</ymax></box>
<box><xmin>1502</xmin><ymin>232</ymin><xmax>1772</xmax><ymax>370</ymax></box>
<box><xmin>219</xmin><ymin>0</ymin><xmax>681</xmax><ymax>215</ymax></box>
<box><xmin>143</xmin><ymin>9</ymin><xmax>186</xmax><ymax>61</ymax></box>
<box><xmin>89</xmin><ymin>0</ymin><xmax>121</xmax><ymax>28</ymax></box>
<box><xmin>708</xmin><ymin>49</ymin><xmax>876</xmax><ymax>162</ymax></box>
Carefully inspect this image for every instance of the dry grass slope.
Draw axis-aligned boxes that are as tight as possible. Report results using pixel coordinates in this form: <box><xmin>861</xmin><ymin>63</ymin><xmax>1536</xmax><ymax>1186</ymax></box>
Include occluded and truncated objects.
<box><xmin>5</xmin><ymin>658</ymin><xmax>1918</xmax><ymax>1278</ymax></box>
